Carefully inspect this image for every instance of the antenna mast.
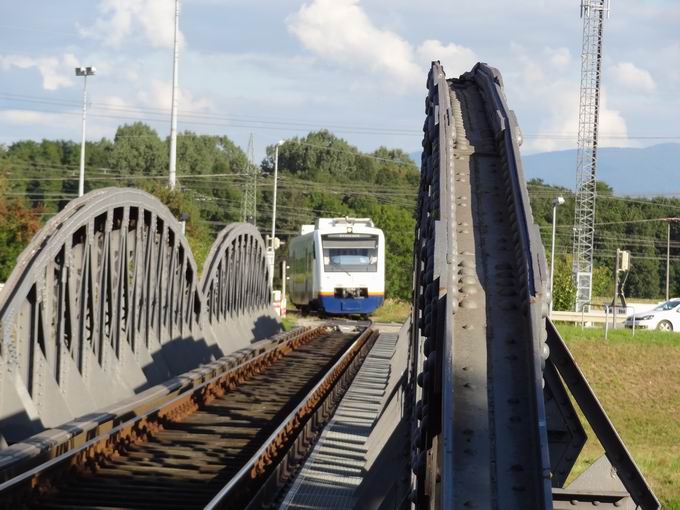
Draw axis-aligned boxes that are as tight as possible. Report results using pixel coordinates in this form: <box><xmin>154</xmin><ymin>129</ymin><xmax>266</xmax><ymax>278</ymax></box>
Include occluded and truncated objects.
<box><xmin>573</xmin><ymin>0</ymin><xmax>610</xmax><ymax>311</ymax></box>
<box><xmin>241</xmin><ymin>134</ymin><xmax>257</xmax><ymax>224</ymax></box>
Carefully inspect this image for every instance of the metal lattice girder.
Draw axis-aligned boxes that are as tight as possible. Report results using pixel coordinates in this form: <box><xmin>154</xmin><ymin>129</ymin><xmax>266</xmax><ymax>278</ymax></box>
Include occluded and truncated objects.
<box><xmin>543</xmin><ymin>361</ymin><xmax>586</xmax><ymax>487</ymax></box>
<box><xmin>0</xmin><ymin>188</ymin><xmax>279</xmax><ymax>446</ymax></box>
<box><xmin>546</xmin><ymin>320</ymin><xmax>659</xmax><ymax>509</ymax></box>
<box><xmin>200</xmin><ymin>222</ymin><xmax>276</xmax><ymax>353</ymax></box>
<box><xmin>573</xmin><ymin>0</ymin><xmax>610</xmax><ymax>311</ymax></box>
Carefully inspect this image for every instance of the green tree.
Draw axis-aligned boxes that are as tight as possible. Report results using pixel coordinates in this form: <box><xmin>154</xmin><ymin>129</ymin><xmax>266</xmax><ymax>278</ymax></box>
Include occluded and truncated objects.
<box><xmin>109</xmin><ymin>122</ymin><xmax>167</xmax><ymax>177</ymax></box>
<box><xmin>0</xmin><ymin>174</ymin><xmax>44</xmax><ymax>281</ymax></box>
<box><xmin>143</xmin><ymin>182</ymin><xmax>212</xmax><ymax>270</ymax></box>
<box><xmin>552</xmin><ymin>256</ymin><xmax>577</xmax><ymax>311</ymax></box>
<box><xmin>592</xmin><ymin>264</ymin><xmax>613</xmax><ymax>298</ymax></box>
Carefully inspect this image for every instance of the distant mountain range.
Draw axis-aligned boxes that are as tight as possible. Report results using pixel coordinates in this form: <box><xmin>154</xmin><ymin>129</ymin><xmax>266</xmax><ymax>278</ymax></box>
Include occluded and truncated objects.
<box><xmin>410</xmin><ymin>143</ymin><xmax>680</xmax><ymax>195</ymax></box>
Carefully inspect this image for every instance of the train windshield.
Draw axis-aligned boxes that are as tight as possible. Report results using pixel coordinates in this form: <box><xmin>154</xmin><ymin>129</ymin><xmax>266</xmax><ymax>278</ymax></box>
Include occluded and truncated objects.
<box><xmin>322</xmin><ymin>235</ymin><xmax>378</xmax><ymax>272</ymax></box>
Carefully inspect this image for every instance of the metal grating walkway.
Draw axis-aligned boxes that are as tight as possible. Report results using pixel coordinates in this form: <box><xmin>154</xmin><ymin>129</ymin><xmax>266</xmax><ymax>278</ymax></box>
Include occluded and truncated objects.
<box><xmin>279</xmin><ymin>328</ymin><xmax>406</xmax><ymax>509</ymax></box>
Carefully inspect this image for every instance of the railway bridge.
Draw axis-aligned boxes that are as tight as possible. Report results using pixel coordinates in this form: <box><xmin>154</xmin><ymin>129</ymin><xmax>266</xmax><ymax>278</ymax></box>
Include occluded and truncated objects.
<box><xmin>0</xmin><ymin>63</ymin><xmax>660</xmax><ymax>509</ymax></box>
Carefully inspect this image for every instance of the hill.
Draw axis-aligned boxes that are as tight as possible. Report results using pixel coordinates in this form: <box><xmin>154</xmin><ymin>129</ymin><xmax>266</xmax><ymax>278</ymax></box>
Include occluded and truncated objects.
<box><xmin>412</xmin><ymin>143</ymin><xmax>680</xmax><ymax>195</ymax></box>
<box><xmin>522</xmin><ymin>143</ymin><xmax>680</xmax><ymax>195</ymax></box>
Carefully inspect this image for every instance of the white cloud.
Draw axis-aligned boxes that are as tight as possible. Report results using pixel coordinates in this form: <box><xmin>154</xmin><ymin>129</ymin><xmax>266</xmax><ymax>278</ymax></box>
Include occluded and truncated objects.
<box><xmin>532</xmin><ymin>86</ymin><xmax>629</xmax><ymax>153</ymax></box>
<box><xmin>287</xmin><ymin>0</ymin><xmax>477</xmax><ymax>89</ymax></box>
<box><xmin>610</xmin><ymin>62</ymin><xmax>656</xmax><ymax>94</ymax></box>
<box><xmin>80</xmin><ymin>0</ymin><xmax>183</xmax><ymax>49</ymax></box>
<box><xmin>287</xmin><ymin>0</ymin><xmax>420</xmax><ymax>87</ymax></box>
<box><xmin>0</xmin><ymin>110</ymin><xmax>63</xmax><ymax>126</ymax></box>
<box><xmin>0</xmin><ymin>53</ymin><xmax>78</xmax><ymax>91</ymax></box>
<box><xmin>417</xmin><ymin>40</ymin><xmax>478</xmax><ymax>78</ymax></box>
<box><xmin>544</xmin><ymin>47</ymin><xmax>571</xmax><ymax>71</ymax></box>
<box><xmin>505</xmin><ymin>45</ymin><xmax>629</xmax><ymax>153</ymax></box>
<box><xmin>138</xmin><ymin>80</ymin><xmax>212</xmax><ymax>112</ymax></box>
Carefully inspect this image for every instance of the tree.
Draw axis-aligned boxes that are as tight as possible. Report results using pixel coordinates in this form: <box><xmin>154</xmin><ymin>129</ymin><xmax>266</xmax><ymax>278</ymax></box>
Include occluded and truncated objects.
<box><xmin>552</xmin><ymin>256</ymin><xmax>577</xmax><ymax>311</ymax></box>
<box><xmin>592</xmin><ymin>264</ymin><xmax>613</xmax><ymax>299</ymax></box>
<box><xmin>143</xmin><ymin>182</ymin><xmax>213</xmax><ymax>269</ymax></box>
<box><xmin>0</xmin><ymin>175</ymin><xmax>43</xmax><ymax>281</ymax></box>
<box><xmin>109</xmin><ymin>123</ymin><xmax>167</xmax><ymax>177</ymax></box>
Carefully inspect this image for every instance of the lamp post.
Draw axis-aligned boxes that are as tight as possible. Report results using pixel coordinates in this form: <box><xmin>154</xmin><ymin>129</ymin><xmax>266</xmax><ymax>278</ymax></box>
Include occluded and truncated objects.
<box><xmin>550</xmin><ymin>195</ymin><xmax>565</xmax><ymax>315</ymax></box>
<box><xmin>267</xmin><ymin>140</ymin><xmax>285</xmax><ymax>291</ymax></box>
<box><xmin>75</xmin><ymin>66</ymin><xmax>95</xmax><ymax>197</ymax></box>
<box><xmin>168</xmin><ymin>0</ymin><xmax>180</xmax><ymax>190</ymax></box>
<box><xmin>664</xmin><ymin>218</ymin><xmax>680</xmax><ymax>301</ymax></box>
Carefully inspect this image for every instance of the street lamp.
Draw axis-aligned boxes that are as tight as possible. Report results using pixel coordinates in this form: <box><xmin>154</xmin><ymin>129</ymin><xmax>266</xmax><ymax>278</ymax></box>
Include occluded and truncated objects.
<box><xmin>550</xmin><ymin>195</ymin><xmax>565</xmax><ymax>315</ymax></box>
<box><xmin>267</xmin><ymin>140</ymin><xmax>285</xmax><ymax>291</ymax></box>
<box><xmin>663</xmin><ymin>218</ymin><xmax>680</xmax><ymax>301</ymax></box>
<box><xmin>168</xmin><ymin>0</ymin><xmax>180</xmax><ymax>190</ymax></box>
<box><xmin>75</xmin><ymin>66</ymin><xmax>95</xmax><ymax>197</ymax></box>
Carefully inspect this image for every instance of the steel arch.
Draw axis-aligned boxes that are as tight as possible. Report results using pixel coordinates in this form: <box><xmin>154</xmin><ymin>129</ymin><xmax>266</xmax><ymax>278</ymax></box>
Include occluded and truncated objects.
<box><xmin>201</xmin><ymin>222</ymin><xmax>276</xmax><ymax>352</ymax></box>
<box><xmin>0</xmin><ymin>188</ymin><xmax>278</xmax><ymax>445</ymax></box>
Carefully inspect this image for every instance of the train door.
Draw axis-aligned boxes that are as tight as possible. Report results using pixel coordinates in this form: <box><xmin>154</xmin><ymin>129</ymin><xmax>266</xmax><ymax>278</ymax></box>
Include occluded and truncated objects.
<box><xmin>305</xmin><ymin>244</ymin><xmax>311</xmax><ymax>299</ymax></box>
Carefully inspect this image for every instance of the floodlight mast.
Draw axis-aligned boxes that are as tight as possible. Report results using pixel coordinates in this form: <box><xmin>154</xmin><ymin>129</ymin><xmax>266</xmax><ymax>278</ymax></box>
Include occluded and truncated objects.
<box><xmin>75</xmin><ymin>66</ymin><xmax>96</xmax><ymax>198</ymax></box>
<box><xmin>168</xmin><ymin>0</ymin><xmax>180</xmax><ymax>190</ymax></box>
<box><xmin>572</xmin><ymin>0</ymin><xmax>611</xmax><ymax>312</ymax></box>
<box><xmin>549</xmin><ymin>195</ymin><xmax>565</xmax><ymax>315</ymax></box>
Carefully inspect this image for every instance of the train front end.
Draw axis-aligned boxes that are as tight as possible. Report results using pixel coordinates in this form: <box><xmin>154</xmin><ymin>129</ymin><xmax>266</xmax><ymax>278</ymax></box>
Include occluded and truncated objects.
<box><xmin>315</xmin><ymin>218</ymin><xmax>385</xmax><ymax>315</ymax></box>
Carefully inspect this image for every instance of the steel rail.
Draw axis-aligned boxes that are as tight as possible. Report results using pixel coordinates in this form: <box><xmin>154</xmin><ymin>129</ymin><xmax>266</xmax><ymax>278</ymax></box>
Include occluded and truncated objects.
<box><xmin>0</xmin><ymin>325</ymin><xmax>332</xmax><ymax>507</ymax></box>
<box><xmin>0</xmin><ymin>326</ymin><xmax>300</xmax><ymax>481</ymax></box>
<box><xmin>205</xmin><ymin>325</ymin><xmax>379</xmax><ymax>509</ymax></box>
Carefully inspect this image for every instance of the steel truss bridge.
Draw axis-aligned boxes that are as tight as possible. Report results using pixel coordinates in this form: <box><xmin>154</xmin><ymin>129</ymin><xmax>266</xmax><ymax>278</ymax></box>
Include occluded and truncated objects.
<box><xmin>0</xmin><ymin>63</ymin><xmax>660</xmax><ymax>509</ymax></box>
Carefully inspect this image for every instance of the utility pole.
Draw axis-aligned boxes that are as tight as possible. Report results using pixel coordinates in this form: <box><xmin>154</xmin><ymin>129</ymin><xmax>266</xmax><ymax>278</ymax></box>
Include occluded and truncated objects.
<box><xmin>168</xmin><ymin>0</ymin><xmax>180</xmax><ymax>190</ymax></box>
<box><xmin>664</xmin><ymin>218</ymin><xmax>680</xmax><ymax>301</ymax></box>
<box><xmin>241</xmin><ymin>134</ymin><xmax>257</xmax><ymax>224</ymax></box>
<box><xmin>572</xmin><ymin>0</ymin><xmax>611</xmax><ymax>312</ymax></box>
<box><xmin>266</xmin><ymin>140</ymin><xmax>285</xmax><ymax>292</ymax></box>
<box><xmin>75</xmin><ymin>66</ymin><xmax>95</xmax><ymax>197</ymax></box>
<box><xmin>612</xmin><ymin>248</ymin><xmax>630</xmax><ymax>329</ymax></box>
<box><xmin>667</xmin><ymin>221</ymin><xmax>671</xmax><ymax>301</ymax></box>
<box><xmin>550</xmin><ymin>195</ymin><xmax>565</xmax><ymax>315</ymax></box>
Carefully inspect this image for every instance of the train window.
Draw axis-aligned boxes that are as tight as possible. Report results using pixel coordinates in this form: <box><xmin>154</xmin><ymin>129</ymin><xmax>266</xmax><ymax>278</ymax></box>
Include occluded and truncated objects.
<box><xmin>321</xmin><ymin>235</ymin><xmax>378</xmax><ymax>272</ymax></box>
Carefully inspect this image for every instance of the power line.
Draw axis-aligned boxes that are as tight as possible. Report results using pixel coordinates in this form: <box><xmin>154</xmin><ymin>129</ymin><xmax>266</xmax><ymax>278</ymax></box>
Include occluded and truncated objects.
<box><xmin>3</xmin><ymin>93</ymin><xmax>680</xmax><ymax>141</ymax></box>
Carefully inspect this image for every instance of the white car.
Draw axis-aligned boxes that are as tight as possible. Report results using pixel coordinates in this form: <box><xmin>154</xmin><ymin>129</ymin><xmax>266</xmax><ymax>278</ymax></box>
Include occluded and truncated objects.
<box><xmin>624</xmin><ymin>299</ymin><xmax>680</xmax><ymax>332</ymax></box>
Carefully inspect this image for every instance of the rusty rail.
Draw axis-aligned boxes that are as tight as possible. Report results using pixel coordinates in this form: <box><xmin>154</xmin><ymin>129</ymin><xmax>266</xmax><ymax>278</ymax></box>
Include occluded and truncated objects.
<box><xmin>206</xmin><ymin>326</ymin><xmax>379</xmax><ymax>509</ymax></box>
<box><xmin>0</xmin><ymin>324</ymin><xmax>352</xmax><ymax>508</ymax></box>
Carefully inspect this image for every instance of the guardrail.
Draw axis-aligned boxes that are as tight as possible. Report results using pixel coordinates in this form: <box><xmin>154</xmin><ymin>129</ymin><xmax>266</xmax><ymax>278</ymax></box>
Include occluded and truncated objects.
<box><xmin>552</xmin><ymin>304</ymin><xmax>637</xmax><ymax>338</ymax></box>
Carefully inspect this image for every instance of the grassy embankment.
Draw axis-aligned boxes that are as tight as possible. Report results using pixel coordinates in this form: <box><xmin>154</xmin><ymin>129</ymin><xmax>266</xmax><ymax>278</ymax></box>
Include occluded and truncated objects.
<box><xmin>370</xmin><ymin>298</ymin><xmax>411</xmax><ymax>323</ymax></box>
<box><xmin>557</xmin><ymin>325</ymin><xmax>680</xmax><ymax>508</ymax></box>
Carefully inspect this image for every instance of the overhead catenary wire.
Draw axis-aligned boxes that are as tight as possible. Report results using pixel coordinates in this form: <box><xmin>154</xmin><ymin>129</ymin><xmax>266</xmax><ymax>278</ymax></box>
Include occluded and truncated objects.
<box><xmin>2</xmin><ymin>92</ymin><xmax>680</xmax><ymax>141</ymax></box>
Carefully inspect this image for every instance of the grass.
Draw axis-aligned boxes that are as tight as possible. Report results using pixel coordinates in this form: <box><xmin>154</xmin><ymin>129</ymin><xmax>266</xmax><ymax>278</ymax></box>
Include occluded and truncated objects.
<box><xmin>279</xmin><ymin>298</ymin><xmax>411</xmax><ymax>326</ymax></box>
<box><xmin>370</xmin><ymin>298</ymin><xmax>411</xmax><ymax>323</ymax></box>
<box><xmin>280</xmin><ymin>316</ymin><xmax>298</xmax><ymax>331</ymax></box>
<box><xmin>557</xmin><ymin>324</ymin><xmax>680</xmax><ymax>507</ymax></box>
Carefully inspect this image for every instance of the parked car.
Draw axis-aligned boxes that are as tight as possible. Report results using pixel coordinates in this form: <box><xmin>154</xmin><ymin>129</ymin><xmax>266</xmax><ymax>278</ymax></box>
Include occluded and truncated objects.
<box><xmin>624</xmin><ymin>298</ymin><xmax>680</xmax><ymax>331</ymax></box>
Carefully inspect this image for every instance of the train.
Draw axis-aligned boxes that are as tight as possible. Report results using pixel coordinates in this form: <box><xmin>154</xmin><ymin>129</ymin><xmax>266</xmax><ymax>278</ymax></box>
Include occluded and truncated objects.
<box><xmin>288</xmin><ymin>218</ymin><xmax>385</xmax><ymax>316</ymax></box>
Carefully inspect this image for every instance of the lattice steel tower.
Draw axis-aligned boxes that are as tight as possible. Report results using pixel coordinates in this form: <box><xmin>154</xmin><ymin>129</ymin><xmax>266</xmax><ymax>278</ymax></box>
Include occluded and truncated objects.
<box><xmin>573</xmin><ymin>0</ymin><xmax>610</xmax><ymax>311</ymax></box>
<box><xmin>241</xmin><ymin>133</ymin><xmax>257</xmax><ymax>224</ymax></box>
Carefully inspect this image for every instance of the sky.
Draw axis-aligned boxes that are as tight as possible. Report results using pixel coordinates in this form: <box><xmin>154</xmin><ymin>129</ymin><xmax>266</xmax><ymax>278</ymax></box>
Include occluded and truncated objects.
<box><xmin>0</xmin><ymin>0</ymin><xmax>678</xmax><ymax>161</ymax></box>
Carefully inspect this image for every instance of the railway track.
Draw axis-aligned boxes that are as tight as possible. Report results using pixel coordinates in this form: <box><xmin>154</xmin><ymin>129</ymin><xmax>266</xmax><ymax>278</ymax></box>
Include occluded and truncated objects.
<box><xmin>0</xmin><ymin>324</ymin><xmax>378</xmax><ymax>509</ymax></box>
<box><xmin>411</xmin><ymin>62</ymin><xmax>551</xmax><ymax>508</ymax></box>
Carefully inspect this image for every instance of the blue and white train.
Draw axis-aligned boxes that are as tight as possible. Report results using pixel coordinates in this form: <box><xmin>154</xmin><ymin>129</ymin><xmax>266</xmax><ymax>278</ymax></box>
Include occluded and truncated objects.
<box><xmin>288</xmin><ymin>218</ymin><xmax>385</xmax><ymax>315</ymax></box>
